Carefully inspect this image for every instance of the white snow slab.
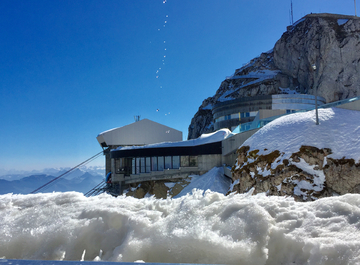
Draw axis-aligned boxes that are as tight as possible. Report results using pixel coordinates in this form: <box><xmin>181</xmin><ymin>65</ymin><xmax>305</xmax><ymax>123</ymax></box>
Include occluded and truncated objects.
<box><xmin>239</xmin><ymin>107</ymin><xmax>360</xmax><ymax>162</ymax></box>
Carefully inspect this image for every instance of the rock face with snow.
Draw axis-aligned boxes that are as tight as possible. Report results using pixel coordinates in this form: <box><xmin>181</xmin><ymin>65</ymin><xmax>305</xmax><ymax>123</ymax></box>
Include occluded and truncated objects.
<box><xmin>274</xmin><ymin>13</ymin><xmax>360</xmax><ymax>103</ymax></box>
<box><xmin>231</xmin><ymin>145</ymin><xmax>360</xmax><ymax>201</ymax></box>
<box><xmin>230</xmin><ymin>108</ymin><xmax>360</xmax><ymax>201</ymax></box>
<box><xmin>188</xmin><ymin>13</ymin><xmax>360</xmax><ymax>139</ymax></box>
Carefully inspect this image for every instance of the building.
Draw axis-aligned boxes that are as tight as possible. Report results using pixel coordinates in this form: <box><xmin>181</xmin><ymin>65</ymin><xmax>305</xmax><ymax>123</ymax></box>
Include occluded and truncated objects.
<box><xmin>212</xmin><ymin>94</ymin><xmax>326</xmax><ymax>131</ymax></box>
<box><xmin>108</xmin><ymin>129</ymin><xmax>229</xmax><ymax>194</ymax></box>
<box><xmin>94</xmin><ymin>96</ymin><xmax>360</xmax><ymax>197</ymax></box>
<box><xmin>97</xmin><ymin>118</ymin><xmax>183</xmax><ymax>177</ymax></box>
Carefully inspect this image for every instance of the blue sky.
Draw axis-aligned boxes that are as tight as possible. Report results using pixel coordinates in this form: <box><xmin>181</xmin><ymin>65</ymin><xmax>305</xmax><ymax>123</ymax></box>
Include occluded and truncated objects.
<box><xmin>0</xmin><ymin>0</ymin><xmax>356</xmax><ymax>171</ymax></box>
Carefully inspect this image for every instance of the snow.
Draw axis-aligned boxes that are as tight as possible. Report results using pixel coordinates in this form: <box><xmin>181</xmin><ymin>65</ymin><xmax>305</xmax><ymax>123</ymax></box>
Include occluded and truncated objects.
<box><xmin>219</xmin><ymin>70</ymin><xmax>280</xmax><ymax>102</ymax></box>
<box><xmin>2</xmin><ymin>191</ymin><xmax>360</xmax><ymax>264</ymax></box>
<box><xmin>116</xmin><ymin>128</ymin><xmax>231</xmax><ymax>150</ymax></box>
<box><xmin>238</xmin><ymin>107</ymin><xmax>360</xmax><ymax>164</ymax></box>
<box><xmin>338</xmin><ymin>19</ymin><xmax>348</xmax><ymax>26</ymax></box>
<box><xmin>173</xmin><ymin>167</ymin><xmax>231</xmax><ymax>198</ymax></box>
<box><xmin>164</xmin><ymin>182</ymin><xmax>176</xmax><ymax>189</ymax></box>
<box><xmin>218</xmin><ymin>88</ymin><xmax>236</xmax><ymax>102</ymax></box>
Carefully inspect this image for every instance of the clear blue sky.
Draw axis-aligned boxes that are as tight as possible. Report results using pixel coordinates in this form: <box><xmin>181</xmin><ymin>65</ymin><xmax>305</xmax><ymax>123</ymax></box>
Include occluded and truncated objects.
<box><xmin>0</xmin><ymin>0</ymin><xmax>356</xmax><ymax>171</ymax></box>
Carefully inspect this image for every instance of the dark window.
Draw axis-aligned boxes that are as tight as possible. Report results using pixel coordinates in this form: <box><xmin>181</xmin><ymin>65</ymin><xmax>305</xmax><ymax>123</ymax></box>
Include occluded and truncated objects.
<box><xmin>158</xmin><ymin>156</ymin><xmax>164</xmax><ymax>171</ymax></box>
<box><xmin>146</xmin><ymin>157</ymin><xmax>151</xmax><ymax>173</ymax></box>
<box><xmin>151</xmin><ymin>157</ymin><xmax>158</xmax><ymax>171</ymax></box>
<box><xmin>132</xmin><ymin>158</ymin><xmax>136</xmax><ymax>174</ymax></box>
<box><xmin>165</xmin><ymin>156</ymin><xmax>172</xmax><ymax>169</ymax></box>
<box><xmin>172</xmin><ymin>156</ymin><xmax>180</xmax><ymax>169</ymax></box>
<box><xmin>140</xmin><ymin>157</ymin><xmax>145</xmax><ymax>173</ymax></box>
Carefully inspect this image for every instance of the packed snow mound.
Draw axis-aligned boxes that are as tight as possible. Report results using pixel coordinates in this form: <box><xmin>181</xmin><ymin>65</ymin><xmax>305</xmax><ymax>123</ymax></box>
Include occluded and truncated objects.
<box><xmin>240</xmin><ymin>107</ymin><xmax>360</xmax><ymax>162</ymax></box>
<box><xmin>174</xmin><ymin>167</ymin><xmax>231</xmax><ymax>198</ymax></box>
<box><xmin>118</xmin><ymin>128</ymin><xmax>231</xmax><ymax>150</ymax></box>
<box><xmin>2</xmin><ymin>191</ymin><xmax>360</xmax><ymax>264</ymax></box>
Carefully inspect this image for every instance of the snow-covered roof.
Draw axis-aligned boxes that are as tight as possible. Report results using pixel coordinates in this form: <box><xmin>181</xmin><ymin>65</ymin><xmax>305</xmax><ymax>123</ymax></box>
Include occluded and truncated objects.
<box><xmin>116</xmin><ymin>129</ymin><xmax>231</xmax><ymax>151</ymax></box>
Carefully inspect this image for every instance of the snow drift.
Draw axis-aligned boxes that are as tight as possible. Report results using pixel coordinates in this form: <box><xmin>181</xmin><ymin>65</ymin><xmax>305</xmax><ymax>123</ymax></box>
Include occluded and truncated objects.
<box><xmin>2</xmin><ymin>191</ymin><xmax>360</xmax><ymax>264</ymax></box>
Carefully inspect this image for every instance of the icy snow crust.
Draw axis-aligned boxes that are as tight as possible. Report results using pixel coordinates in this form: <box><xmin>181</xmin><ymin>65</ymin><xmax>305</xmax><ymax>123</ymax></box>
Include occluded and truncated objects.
<box><xmin>239</xmin><ymin>107</ymin><xmax>360</xmax><ymax>163</ymax></box>
<box><xmin>2</xmin><ymin>191</ymin><xmax>360</xmax><ymax>264</ymax></box>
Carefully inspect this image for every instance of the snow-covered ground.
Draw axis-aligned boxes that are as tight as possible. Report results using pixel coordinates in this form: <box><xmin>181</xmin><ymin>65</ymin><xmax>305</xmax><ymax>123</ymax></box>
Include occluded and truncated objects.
<box><xmin>2</xmin><ymin>190</ymin><xmax>360</xmax><ymax>264</ymax></box>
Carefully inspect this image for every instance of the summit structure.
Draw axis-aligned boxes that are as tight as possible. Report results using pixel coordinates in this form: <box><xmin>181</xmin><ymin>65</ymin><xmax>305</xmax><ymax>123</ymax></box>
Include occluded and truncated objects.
<box><xmin>188</xmin><ymin>13</ymin><xmax>360</xmax><ymax>139</ymax></box>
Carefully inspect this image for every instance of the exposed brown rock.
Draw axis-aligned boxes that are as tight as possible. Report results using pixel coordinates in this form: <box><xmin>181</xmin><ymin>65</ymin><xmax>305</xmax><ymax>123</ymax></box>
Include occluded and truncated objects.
<box><xmin>231</xmin><ymin>145</ymin><xmax>360</xmax><ymax>201</ymax></box>
<box><xmin>125</xmin><ymin>178</ymin><xmax>192</xmax><ymax>199</ymax></box>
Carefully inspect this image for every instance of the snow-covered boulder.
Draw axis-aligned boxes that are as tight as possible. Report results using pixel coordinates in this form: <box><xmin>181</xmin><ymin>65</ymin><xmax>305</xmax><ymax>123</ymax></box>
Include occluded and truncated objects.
<box><xmin>230</xmin><ymin>107</ymin><xmax>360</xmax><ymax>201</ymax></box>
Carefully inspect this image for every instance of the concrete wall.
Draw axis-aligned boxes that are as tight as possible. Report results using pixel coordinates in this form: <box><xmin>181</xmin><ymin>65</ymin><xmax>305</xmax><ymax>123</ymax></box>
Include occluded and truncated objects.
<box><xmin>222</xmin><ymin>128</ymin><xmax>260</xmax><ymax>156</ymax></box>
<box><xmin>198</xmin><ymin>154</ymin><xmax>222</xmax><ymax>172</ymax></box>
<box><xmin>257</xmin><ymin>109</ymin><xmax>286</xmax><ymax>119</ymax></box>
<box><xmin>336</xmin><ymin>99</ymin><xmax>360</xmax><ymax>111</ymax></box>
<box><xmin>221</xmin><ymin>128</ymin><xmax>260</xmax><ymax>171</ymax></box>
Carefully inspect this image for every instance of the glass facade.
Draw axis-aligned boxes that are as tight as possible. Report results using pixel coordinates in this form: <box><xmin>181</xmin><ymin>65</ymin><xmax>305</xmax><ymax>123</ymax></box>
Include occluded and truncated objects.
<box><xmin>151</xmin><ymin>156</ymin><xmax>158</xmax><ymax>171</ymax></box>
<box><xmin>158</xmin><ymin>156</ymin><xmax>164</xmax><ymax>171</ymax></box>
<box><xmin>140</xmin><ymin>157</ymin><xmax>145</xmax><ymax>173</ymax></box>
<box><xmin>172</xmin><ymin>156</ymin><xmax>180</xmax><ymax>169</ymax></box>
<box><xmin>129</xmin><ymin>155</ymin><xmax>184</xmax><ymax>175</ymax></box>
<box><xmin>215</xmin><ymin>111</ymin><xmax>257</xmax><ymax>123</ymax></box>
<box><xmin>146</xmin><ymin>157</ymin><xmax>151</xmax><ymax>173</ymax></box>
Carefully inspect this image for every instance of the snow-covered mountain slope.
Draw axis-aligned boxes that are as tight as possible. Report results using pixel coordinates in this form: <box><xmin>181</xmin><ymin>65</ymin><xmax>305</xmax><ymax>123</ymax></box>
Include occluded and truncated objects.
<box><xmin>0</xmin><ymin>172</ymin><xmax>104</xmax><ymax>195</ymax></box>
<box><xmin>231</xmin><ymin>107</ymin><xmax>360</xmax><ymax>201</ymax></box>
<box><xmin>0</xmin><ymin>166</ymin><xmax>105</xmax><ymax>181</ymax></box>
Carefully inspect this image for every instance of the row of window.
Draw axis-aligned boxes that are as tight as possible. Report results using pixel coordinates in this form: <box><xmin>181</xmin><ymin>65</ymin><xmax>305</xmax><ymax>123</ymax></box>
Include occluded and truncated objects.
<box><xmin>115</xmin><ymin>156</ymin><xmax>198</xmax><ymax>175</ymax></box>
<box><xmin>215</xmin><ymin>111</ymin><xmax>257</xmax><ymax>123</ymax></box>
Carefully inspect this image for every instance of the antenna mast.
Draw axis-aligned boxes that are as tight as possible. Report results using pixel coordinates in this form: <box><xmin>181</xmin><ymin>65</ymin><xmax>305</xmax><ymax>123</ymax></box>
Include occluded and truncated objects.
<box><xmin>355</xmin><ymin>0</ymin><xmax>357</xmax><ymax>16</ymax></box>
<box><xmin>134</xmin><ymin>115</ymin><xmax>141</xmax><ymax>122</ymax></box>
<box><xmin>291</xmin><ymin>0</ymin><xmax>294</xmax><ymax>25</ymax></box>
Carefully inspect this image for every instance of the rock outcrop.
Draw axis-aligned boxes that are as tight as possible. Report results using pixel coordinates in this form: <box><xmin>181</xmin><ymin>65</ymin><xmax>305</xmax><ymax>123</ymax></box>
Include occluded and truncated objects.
<box><xmin>188</xmin><ymin>13</ymin><xmax>360</xmax><ymax>140</ymax></box>
<box><xmin>230</xmin><ymin>145</ymin><xmax>360</xmax><ymax>201</ymax></box>
<box><xmin>274</xmin><ymin>13</ymin><xmax>360</xmax><ymax>103</ymax></box>
<box><xmin>124</xmin><ymin>178</ymin><xmax>192</xmax><ymax>199</ymax></box>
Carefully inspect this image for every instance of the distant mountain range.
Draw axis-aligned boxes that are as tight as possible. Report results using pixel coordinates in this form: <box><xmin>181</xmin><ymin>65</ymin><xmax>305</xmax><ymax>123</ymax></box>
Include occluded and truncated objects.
<box><xmin>0</xmin><ymin>167</ymin><xmax>105</xmax><ymax>195</ymax></box>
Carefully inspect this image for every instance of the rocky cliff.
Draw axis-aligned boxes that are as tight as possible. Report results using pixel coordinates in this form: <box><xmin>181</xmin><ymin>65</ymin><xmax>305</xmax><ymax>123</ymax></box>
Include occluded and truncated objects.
<box><xmin>188</xmin><ymin>13</ymin><xmax>360</xmax><ymax>140</ymax></box>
